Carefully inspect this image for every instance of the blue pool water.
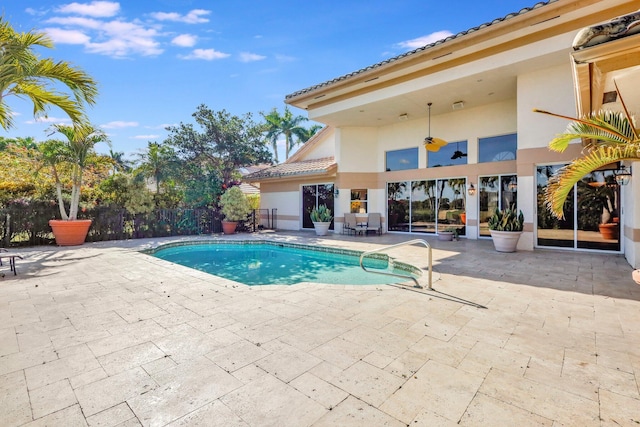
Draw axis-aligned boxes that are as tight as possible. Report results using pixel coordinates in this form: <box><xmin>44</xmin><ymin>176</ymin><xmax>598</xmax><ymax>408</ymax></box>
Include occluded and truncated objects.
<box><xmin>150</xmin><ymin>242</ymin><xmax>417</xmax><ymax>286</ymax></box>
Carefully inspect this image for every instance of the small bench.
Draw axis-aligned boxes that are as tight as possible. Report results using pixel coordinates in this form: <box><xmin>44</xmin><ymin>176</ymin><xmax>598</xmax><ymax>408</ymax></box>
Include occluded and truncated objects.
<box><xmin>0</xmin><ymin>250</ymin><xmax>23</xmax><ymax>276</ymax></box>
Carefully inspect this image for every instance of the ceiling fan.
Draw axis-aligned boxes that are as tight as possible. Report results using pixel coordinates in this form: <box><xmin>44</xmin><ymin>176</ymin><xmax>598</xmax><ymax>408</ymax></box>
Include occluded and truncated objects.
<box><xmin>451</xmin><ymin>141</ymin><xmax>467</xmax><ymax>159</ymax></box>
<box><xmin>424</xmin><ymin>102</ymin><xmax>447</xmax><ymax>152</ymax></box>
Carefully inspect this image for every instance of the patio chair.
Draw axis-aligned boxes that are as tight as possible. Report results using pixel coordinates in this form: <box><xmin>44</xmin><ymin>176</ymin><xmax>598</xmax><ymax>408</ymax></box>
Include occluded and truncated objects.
<box><xmin>343</xmin><ymin>213</ymin><xmax>358</xmax><ymax>235</ymax></box>
<box><xmin>366</xmin><ymin>212</ymin><xmax>382</xmax><ymax>235</ymax></box>
<box><xmin>0</xmin><ymin>248</ymin><xmax>23</xmax><ymax>276</ymax></box>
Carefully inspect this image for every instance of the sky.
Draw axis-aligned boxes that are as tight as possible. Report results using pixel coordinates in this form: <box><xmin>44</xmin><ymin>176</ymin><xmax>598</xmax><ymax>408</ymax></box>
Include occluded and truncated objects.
<box><xmin>2</xmin><ymin>0</ymin><xmax>534</xmax><ymax>161</ymax></box>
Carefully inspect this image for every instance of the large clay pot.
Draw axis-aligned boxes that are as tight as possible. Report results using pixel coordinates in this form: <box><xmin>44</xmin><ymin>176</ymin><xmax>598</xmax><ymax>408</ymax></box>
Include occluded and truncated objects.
<box><xmin>49</xmin><ymin>219</ymin><xmax>92</xmax><ymax>246</ymax></box>
<box><xmin>312</xmin><ymin>221</ymin><xmax>331</xmax><ymax>236</ymax></box>
<box><xmin>221</xmin><ymin>221</ymin><xmax>238</xmax><ymax>235</ymax></box>
<box><xmin>598</xmin><ymin>223</ymin><xmax>618</xmax><ymax>240</ymax></box>
<box><xmin>489</xmin><ymin>230</ymin><xmax>522</xmax><ymax>252</ymax></box>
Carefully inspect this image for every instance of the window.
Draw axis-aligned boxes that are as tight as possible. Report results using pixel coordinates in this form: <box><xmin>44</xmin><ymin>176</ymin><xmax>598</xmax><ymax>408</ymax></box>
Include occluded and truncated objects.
<box><xmin>387</xmin><ymin>178</ymin><xmax>466</xmax><ymax>235</ymax></box>
<box><xmin>478</xmin><ymin>133</ymin><xmax>517</xmax><ymax>163</ymax></box>
<box><xmin>427</xmin><ymin>140</ymin><xmax>468</xmax><ymax>168</ymax></box>
<box><xmin>385</xmin><ymin>147</ymin><xmax>418</xmax><ymax>171</ymax></box>
<box><xmin>350</xmin><ymin>189</ymin><xmax>368</xmax><ymax>213</ymax></box>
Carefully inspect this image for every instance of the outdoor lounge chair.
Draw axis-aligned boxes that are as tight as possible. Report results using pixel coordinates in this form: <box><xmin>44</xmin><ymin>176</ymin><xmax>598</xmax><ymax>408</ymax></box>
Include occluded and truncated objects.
<box><xmin>366</xmin><ymin>212</ymin><xmax>382</xmax><ymax>235</ymax></box>
<box><xmin>343</xmin><ymin>213</ymin><xmax>358</xmax><ymax>235</ymax></box>
<box><xmin>0</xmin><ymin>248</ymin><xmax>23</xmax><ymax>276</ymax></box>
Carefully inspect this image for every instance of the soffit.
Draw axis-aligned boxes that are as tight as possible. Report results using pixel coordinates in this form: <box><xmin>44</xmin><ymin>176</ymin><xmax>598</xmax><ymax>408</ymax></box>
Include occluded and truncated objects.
<box><xmin>286</xmin><ymin>0</ymin><xmax>639</xmax><ymax>128</ymax></box>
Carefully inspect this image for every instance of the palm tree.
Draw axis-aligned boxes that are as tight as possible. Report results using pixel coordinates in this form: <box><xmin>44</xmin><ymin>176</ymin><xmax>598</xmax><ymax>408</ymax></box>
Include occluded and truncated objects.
<box><xmin>534</xmin><ymin>88</ymin><xmax>639</xmax><ymax>219</ymax></box>
<box><xmin>292</xmin><ymin>124</ymin><xmax>322</xmax><ymax>152</ymax></box>
<box><xmin>134</xmin><ymin>142</ymin><xmax>176</xmax><ymax>194</ymax></box>
<box><xmin>41</xmin><ymin>123</ymin><xmax>110</xmax><ymax>220</ymax></box>
<box><xmin>261</xmin><ymin>106</ymin><xmax>309</xmax><ymax>162</ymax></box>
<box><xmin>108</xmin><ymin>149</ymin><xmax>131</xmax><ymax>174</ymax></box>
<box><xmin>0</xmin><ymin>17</ymin><xmax>98</xmax><ymax>130</ymax></box>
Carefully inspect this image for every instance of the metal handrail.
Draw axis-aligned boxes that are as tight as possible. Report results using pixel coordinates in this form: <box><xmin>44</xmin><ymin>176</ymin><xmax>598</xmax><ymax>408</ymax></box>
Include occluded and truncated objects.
<box><xmin>359</xmin><ymin>239</ymin><xmax>432</xmax><ymax>290</ymax></box>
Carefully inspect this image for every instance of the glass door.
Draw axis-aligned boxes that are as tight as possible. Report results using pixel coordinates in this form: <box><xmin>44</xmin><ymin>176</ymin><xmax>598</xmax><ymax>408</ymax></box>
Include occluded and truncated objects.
<box><xmin>536</xmin><ymin>165</ymin><xmax>620</xmax><ymax>252</ymax></box>
<box><xmin>479</xmin><ymin>174</ymin><xmax>517</xmax><ymax>237</ymax></box>
<box><xmin>302</xmin><ymin>184</ymin><xmax>334</xmax><ymax>230</ymax></box>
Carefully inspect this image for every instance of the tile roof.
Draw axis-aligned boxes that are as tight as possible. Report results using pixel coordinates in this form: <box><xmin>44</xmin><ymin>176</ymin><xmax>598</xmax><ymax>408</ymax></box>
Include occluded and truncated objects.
<box><xmin>572</xmin><ymin>9</ymin><xmax>640</xmax><ymax>49</ymax></box>
<box><xmin>244</xmin><ymin>157</ymin><xmax>336</xmax><ymax>181</ymax></box>
<box><xmin>285</xmin><ymin>1</ymin><xmax>555</xmax><ymax>100</ymax></box>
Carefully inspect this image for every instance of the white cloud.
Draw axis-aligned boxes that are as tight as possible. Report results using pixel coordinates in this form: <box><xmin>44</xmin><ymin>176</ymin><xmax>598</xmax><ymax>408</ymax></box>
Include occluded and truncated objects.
<box><xmin>150</xmin><ymin>9</ymin><xmax>210</xmax><ymax>24</ymax></box>
<box><xmin>47</xmin><ymin>16</ymin><xmax>163</xmax><ymax>57</ymax></box>
<box><xmin>46</xmin><ymin>16</ymin><xmax>103</xmax><ymax>29</ymax></box>
<box><xmin>397</xmin><ymin>31</ymin><xmax>454</xmax><ymax>50</ymax></box>
<box><xmin>101</xmin><ymin>121</ymin><xmax>138</xmax><ymax>129</ymax></box>
<box><xmin>239</xmin><ymin>52</ymin><xmax>266</xmax><ymax>63</ymax></box>
<box><xmin>132</xmin><ymin>134</ymin><xmax>159</xmax><ymax>140</ymax></box>
<box><xmin>275</xmin><ymin>54</ymin><xmax>295</xmax><ymax>62</ymax></box>
<box><xmin>179</xmin><ymin>48</ymin><xmax>229</xmax><ymax>60</ymax></box>
<box><xmin>44</xmin><ymin>27</ymin><xmax>91</xmax><ymax>44</ymax></box>
<box><xmin>57</xmin><ymin>1</ymin><xmax>120</xmax><ymax>18</ymax></box>
<box><xmin>171</xmin><ymin>34</ymin><xmax>197</xmax><ymax>47</ymax></box>
<box><xmin>25</xmin><ymin>116</ymin><xmax>71</xmax><ymax>125</ymax></box>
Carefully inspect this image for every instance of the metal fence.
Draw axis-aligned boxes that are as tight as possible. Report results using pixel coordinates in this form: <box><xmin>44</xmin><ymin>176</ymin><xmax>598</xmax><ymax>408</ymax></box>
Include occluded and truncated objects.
<box><xmin>0</xmin><ymin>205</ymin><xmax>277</xmax><ymax>247</ymax></box>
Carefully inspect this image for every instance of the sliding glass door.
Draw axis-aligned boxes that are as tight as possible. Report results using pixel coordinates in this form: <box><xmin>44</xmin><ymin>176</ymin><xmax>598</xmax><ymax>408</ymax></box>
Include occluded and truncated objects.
<box><xmin>536</xmin><ymin>165</ymin><xmax>620</xmax><ymax>251</ymax></box>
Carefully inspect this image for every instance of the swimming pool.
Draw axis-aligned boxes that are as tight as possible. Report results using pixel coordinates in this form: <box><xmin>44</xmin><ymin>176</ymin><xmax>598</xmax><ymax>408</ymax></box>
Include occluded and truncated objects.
<box><xmin>147</xmin><ymin>241</ymin><xmax>420</xmax><ymax>286</ymax></box>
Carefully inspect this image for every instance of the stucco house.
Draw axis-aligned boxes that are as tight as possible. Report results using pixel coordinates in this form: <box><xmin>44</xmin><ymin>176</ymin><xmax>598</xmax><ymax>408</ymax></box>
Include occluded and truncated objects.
<box><xmin>246</xmin><ymin>0</ymin><xmax>640</xmax><ymax>266</ymax></box>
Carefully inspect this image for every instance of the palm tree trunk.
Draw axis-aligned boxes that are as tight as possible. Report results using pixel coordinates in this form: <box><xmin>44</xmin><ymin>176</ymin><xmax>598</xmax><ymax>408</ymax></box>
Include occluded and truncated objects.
<box><xmin>51</xmin><ymin>165</ymin><xmax>69</xmax><ymax>220</ymax></box>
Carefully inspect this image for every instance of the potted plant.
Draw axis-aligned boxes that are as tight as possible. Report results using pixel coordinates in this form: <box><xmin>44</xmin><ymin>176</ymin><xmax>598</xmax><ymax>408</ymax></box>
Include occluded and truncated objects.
<box><xmin>41</xmin><ymin>123</ymin><xmax>109</xmax><ymax>246</ymax></box>
<box><xmin>438</xmin><ymin>227</ymin><xmax>457</xmax><ymax>241</ymax></box>
<box><xmin>219</xmin><ymin>186</ymin><xmax>251</xmax><ymax>234</ymax></box>
<box><xmin>310</xmin><ymin>204</ymin><xmax>333</xmax><ymax>236</ymax></box>
<box><xmin>488</xmin><ymin>206</ymin><xmax>524</xmax><ymax>252</ymax></box>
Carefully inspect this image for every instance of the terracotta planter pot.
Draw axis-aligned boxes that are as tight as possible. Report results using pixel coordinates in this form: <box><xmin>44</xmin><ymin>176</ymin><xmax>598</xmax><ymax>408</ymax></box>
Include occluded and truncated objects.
<box><xmin>598</xmin><ymin>223</ymin><xmax>618</xmax><ymax>240</ymax></box>
<box><xmin>49</xmin><ymin>219</ymin><xmax>92</xmax><ymax>246</ymax></box>
<box><xmin>460</xmin><ymin>213</ymin><xmax>466</xmax><ymax>224</ymax></box>
<box><xmin>222</xmin><ymin>221</ymin><xmax>238</xmax><ymax>235</ymax></box>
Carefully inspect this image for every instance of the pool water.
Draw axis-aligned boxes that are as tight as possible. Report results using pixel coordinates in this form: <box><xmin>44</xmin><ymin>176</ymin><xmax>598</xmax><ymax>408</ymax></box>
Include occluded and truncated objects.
<box><xmin>150</xmin><ymin>242</ymin><xmax>417</xmax><ymax>286</ymax></box>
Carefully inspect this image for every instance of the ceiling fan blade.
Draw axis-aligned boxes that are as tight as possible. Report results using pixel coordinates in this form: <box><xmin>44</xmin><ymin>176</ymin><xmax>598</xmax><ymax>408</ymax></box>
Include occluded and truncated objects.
<box><xmin>431</xmin><ymin>137</ymin><xmax>448</xmax><ymax>147</ymax></box>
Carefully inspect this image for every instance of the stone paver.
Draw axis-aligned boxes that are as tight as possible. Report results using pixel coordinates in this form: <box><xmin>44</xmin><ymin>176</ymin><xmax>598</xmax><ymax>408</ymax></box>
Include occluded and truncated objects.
<box><xmin>1</xmin><ymin>231</ymin><xmax>639</xmax><ymax>426</ymax></box>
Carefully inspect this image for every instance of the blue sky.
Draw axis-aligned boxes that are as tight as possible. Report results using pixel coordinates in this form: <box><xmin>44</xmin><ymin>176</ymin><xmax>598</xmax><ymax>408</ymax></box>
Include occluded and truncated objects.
<box><xmin>2</xmin><ymin>0</ymin><xmax>531</xmax><ymax>160</ymax></box>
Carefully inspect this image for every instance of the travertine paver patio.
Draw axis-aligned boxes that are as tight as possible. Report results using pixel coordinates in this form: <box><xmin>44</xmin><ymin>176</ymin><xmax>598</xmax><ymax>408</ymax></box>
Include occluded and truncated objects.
<box><xmin>1</xmin><ymin>231</ymin><xmax>639</xmax><ymax>426</ymax></box>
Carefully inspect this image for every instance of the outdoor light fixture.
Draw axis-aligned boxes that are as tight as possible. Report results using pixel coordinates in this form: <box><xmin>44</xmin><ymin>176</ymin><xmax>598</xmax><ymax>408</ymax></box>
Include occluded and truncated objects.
<box><xmin>467</xmin><ymin>183</ymin><xmax>476</xmax><ymax>196</ymax></box>
<box><xmin>398</xmin><ymin>113</ymin><xmax>409</xmax><ymax>121</ymax></box>
<box><xmin>615</xmin><ymin>165</ymin><xmax>632</xmax><ymax>186</ymax></box>
<box><xmin>334</xmin><ymin>187</ymin><xmax>339</xmax><ymax>197</ymax></box>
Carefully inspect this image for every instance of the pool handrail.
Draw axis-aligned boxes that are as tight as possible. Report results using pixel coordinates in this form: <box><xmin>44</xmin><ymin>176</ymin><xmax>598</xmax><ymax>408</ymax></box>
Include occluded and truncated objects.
<box><xmin>359</xmin><ymin>239</ymin><xmax>432</xmax><ymax>290</ymax></box>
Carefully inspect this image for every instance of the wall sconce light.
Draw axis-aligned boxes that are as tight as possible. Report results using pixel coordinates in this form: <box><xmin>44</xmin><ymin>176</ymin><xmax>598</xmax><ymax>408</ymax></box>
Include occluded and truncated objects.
<box><xmin>334</xmin><ymin>187</ymin><xmax>339</xmax><ymax>197</ymax></box>
<box><xmin>615</xmin><ymin>165</ymin><xmax>631</xmax><ymax>186</ymax></box>
<box><xmin>467</xmin><ymin>183</ymin><xmax>476</xmax><ymax>196</ymax></box>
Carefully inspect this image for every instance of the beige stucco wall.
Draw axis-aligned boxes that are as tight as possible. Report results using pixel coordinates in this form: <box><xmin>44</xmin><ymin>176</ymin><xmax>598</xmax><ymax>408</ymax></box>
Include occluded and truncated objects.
<box><xmin>517</xmin><ymin>62</ymin><xmax>577</xmax><ymax>150</ymax></box>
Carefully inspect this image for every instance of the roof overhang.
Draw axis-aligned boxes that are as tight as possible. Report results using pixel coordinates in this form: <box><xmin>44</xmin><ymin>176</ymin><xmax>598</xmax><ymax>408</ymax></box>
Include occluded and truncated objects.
<box><xmin>285</xmin><ymin>0</ymin><xmax>640</xmax><ymax>128</ymax></box>
<box><xmin>571</xmin><ymin>10</ymin><xmax>640</xmax><ymax>116</ymax></box>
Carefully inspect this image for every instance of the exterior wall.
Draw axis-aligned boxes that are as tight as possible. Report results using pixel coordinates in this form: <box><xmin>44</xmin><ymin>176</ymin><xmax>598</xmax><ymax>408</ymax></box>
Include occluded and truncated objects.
<box><xmin>303</xmin><ymin>132</ymin><xmax>335</xmax><ymax>160</ymax></box>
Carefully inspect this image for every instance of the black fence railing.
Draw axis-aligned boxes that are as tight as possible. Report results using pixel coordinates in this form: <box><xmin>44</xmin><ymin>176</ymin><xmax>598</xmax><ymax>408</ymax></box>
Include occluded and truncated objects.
<box><xmin>0</xmin><ymin>205</ymin><xmax>277</xmax><ymax>248</ymax></box>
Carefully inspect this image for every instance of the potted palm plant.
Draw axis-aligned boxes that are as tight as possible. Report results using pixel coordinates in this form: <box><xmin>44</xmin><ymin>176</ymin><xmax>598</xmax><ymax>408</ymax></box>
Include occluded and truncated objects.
<box><xmin>488</xmin><ymin>206</ymin><xmax>524</xmax><ymax>252</ymax></box>
<box><xmin>310</xmin><ymin>204</ymin><xmax>333</xmax><ymax>236</ymax></box>
<box><xmin>219</xmin><ymin>186</ymin><xmax>251</xmax><ymax>234</ymax></box>
<box><xmin>42</xmin><ymin>123</ymin><xmax>109</xmax><ymax>246</ymax></box>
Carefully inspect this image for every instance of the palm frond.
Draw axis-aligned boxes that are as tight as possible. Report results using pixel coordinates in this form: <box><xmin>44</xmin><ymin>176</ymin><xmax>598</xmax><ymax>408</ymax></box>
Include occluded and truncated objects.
<box><xmin>545</xmin><ymin>144</ymin><xmax>640</xmax><ymax>218</ymax></box>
